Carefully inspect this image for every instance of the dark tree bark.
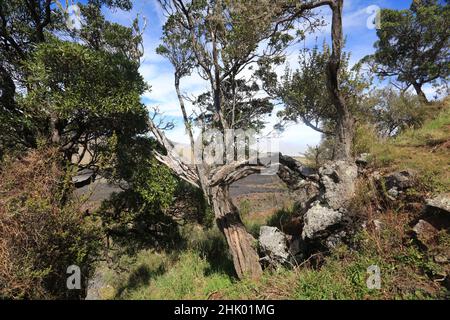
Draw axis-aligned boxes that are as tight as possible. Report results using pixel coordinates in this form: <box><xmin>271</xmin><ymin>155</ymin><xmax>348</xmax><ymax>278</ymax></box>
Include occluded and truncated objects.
<box><xmin>0</xmin><ymin>64</ymin><xmax>16</xmax><ymax>110</ymax></box>
<box><xmin>412</xmin><ymin>81</ymin><xmax>429</xmax><ymax>104</ymax></box>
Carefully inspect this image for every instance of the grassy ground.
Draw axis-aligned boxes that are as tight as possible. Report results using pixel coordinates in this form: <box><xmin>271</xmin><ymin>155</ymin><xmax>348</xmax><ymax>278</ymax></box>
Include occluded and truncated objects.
<box><xmin>95</xmin><ymin>101</ymin><xmax>449</xmax><ymax>300</ymax></box>
<box><xmin>364</xmin><ymin>101</ymin><xmax>450</xmax><ymax>193</ymax></box>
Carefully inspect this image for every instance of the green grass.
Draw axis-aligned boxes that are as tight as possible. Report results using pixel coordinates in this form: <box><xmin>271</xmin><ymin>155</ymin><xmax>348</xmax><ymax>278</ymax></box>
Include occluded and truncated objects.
<box><xmin>365</xmin><ymin>104</ymin><xmax>450</xmax><ymax>193</ymax></box>
<box><xmin>100</xmin><ymin>215</ymin><xmax>447</xmax><ymax>300</ymax></box>
<box><xmin>97</xmin><ymin>103</ymin><xmax>449</xmax><ymax>300</ymax></box>
<box><xmin>119</xmin><ymin>251</ymin><xmax>233</xmax><ymax>300</ymax></box>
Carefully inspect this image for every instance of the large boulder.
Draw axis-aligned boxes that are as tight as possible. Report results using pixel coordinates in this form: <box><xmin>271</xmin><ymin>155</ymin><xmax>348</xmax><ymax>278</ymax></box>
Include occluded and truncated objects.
<box><xmin>382</xmin><ymin>169</ymin><xmax>416</xmax><ymax>200</ymax></box>
<box><xmin>384</xmin><ymin>170</ymin><xmax>416</xmax><ymax>190</ymax></box>
<box><xmin>319</xmin><ymin>161</ymin><xmax>358</xmax><ymax>210</ymax></box>
<box><xmin>301</xmin><ymin>203</ymin><xmax>343</xmax><ymax>240</ymax></box>
<box><xmin>259</xmin><ymin>226</ymin><xmax>290</xmax><ymax>267</ymax></box>
<box><xmin>290</xmin><ymin>180</ymin><xmax>320</xmax><ymax>214</ymax></box>
<box><xmin>420</xmin><ymin>194</ymin><xmax>450</xmax><ymax>231</ymax></box>
<box><xmin>412</xmin><ymin>219</ymin><xmax>439</xmax><ymax>248</ymax></box>
<box><xmin>426</xmin><ymin>194</ymin><xmax>450</xmax><ymax>214</ymax></box>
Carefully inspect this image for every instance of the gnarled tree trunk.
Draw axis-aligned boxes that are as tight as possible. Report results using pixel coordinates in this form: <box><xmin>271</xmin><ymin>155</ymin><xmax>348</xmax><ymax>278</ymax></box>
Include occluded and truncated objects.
<box><xmin>210</xmin><ymin>185</ymin><xmax>263</xmax><ymax>280</ymax></box>
<box><xmin>333</xmin><ymin>107</ymin><xmax>354</xmax><ymax>160</ymax></box>
<box><xmin>412</xmin><ymin>81</ymin><xmax>429</xmax><ymax>104</ymax></box>
<box><xmin>327</xmin><ymin>0</ymin><xmax>354</xmax><ymax>161</ymax></box>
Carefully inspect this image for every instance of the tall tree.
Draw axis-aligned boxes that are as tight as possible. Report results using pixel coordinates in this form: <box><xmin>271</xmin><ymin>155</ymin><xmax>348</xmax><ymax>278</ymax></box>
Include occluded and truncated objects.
<box><xmin>150</xmin><ymin>0</ymin><xmax>350</xmax><ymax>279</ymax></box>
<box><xmin>364</xmin><ymin>0</ymin><xmax>450</xmax><ymax>103</ymax></box>
<box><xmin>277</xmin><ymin>43</ymin><xmax>370</xmax><ymax>158</ymax></box>
<box><xmin>0</xmin><ymin>0</ymin><xmax>150</xmax><ymax>174</ymax></box>
<box><xmin>23</xmin><ymin>38</ymin><xmax>148</xmax><ymax>168</ymax></box>
<box><xmin>154</xmin><ymin>0</ymin><xmax>290</xmax><ymax>279</ymax></box>
<box><xmin>274</xmin><ymin>0</ymin><xmax>353</xmax><ymax>160</ymax></box>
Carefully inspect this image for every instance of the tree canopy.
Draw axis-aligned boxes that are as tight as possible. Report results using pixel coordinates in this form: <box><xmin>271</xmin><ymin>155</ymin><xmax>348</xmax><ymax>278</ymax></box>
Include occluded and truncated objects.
<box><xmin>277</xmin><ymin>43</ymin><xmax>370</xmax><ymax>138</ymax></box>
<box><xmin>364</xmin><ymin>0</ymin><xmax>450</xmax><ymax>102</ymax></box>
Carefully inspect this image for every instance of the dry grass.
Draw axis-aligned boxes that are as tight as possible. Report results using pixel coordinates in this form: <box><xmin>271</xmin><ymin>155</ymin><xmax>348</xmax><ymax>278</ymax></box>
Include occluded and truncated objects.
<box><xmin>0</xmin><ymin>148</ymin><xmax>100</xmax><ymax>299</ymax></box>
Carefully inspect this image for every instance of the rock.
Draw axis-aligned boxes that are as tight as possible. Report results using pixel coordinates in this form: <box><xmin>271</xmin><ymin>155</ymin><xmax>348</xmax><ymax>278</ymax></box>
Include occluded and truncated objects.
<box><xmin>279</xmin><ymin>154</ymin><xmax>320</xmax><ymax>181</ymax></box>
<box><xmin>259</xmin><ymin>226</ymin><xmax>290</xmax><ymax>267</ymax></box>
<box><xmin>319</xmin><ymin>161</ymin><xmax>358</xmax><ymax>210</ymax></box>
<box><xmin>434</xmin><ymin>254</ymin><xmax>448</xmax><ymax>264</ymax></box>
<box><xmin>373</xmin><ymin>219</ymin><xmax>383</xmax><ymax>231</ymax></box>
<box><xmin>387</xmin><ymin>187</ymin><xmax>399</xmax><ymax>197</ymax></box>
<box><xmin>356</xmin><ymin>153</ymin><xmax>370</xmax><ymax>166</ymax></box>
<box><xmin>421</xmin><ymin>194</ymin><xmax>450</xmax><ymax>230</ymax></box>
<box><xmin>426</xmin><ymin>194</ymin><xmax>450</xmax><ymax>214</ymax></box>
<box><xmin>387</xmin><ymin>187</ymin><xmax>399</xmax><ymax>200</ymax></box>
<box><xmin>384</xmin><ymin>170</ymin><xmax>416</xmax><ymax>191</ymax></box>
<box><xmin>372</xmin><ymin>171</ymin><xmax>382</xmax><ymax>180</ymax></box>
<box><xmin>412</xmin><ymin>219</ymin><xmax>439</xmax><ymax>248</ymax></box>
<box><xmin>325</xmin><ymin>230</ymin><xmax>347</xmax><ymax>249</ymax></box>
<box><xmin>302</xmin><ymin>203</ymin><xmax>342</xmax><ymax>240</ymax></box>
<box><xmin>290</xmin><ymin>180</ymin><xmax>320</xmax><ymax>214</ymax></box>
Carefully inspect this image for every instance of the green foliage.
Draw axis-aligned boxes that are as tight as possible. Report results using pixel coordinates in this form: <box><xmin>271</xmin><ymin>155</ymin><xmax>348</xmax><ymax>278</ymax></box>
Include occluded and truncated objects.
<box><xmin>352</xmin><ymin>123</ymin><xmax>380</xmax><ymax>156</ymax></box>
<box><xmin>193</xmin><ymin>78</ymin><xmax>274</xmax><ymax>131</ymax></box>
<box><xmin>365</xmin><ymin>0</ymin><xmax>450</xmax><ymax>100</ymax></box>
<box><xmin>116</xmin><ymin>250</ymin><xmax>233</xmax><ymax>300</ymax></box>
<box><xmin>303</xmin><ymin>139</ymin><xmax>335</xmax><ymax>168</ymax></box>
<box><xmin>98</xmin><ymin>152</ymin><xmax>180</xmax><ymax>252</ymax></box>
<box><xmin>23</xmin><ymin>38</ymin><xmax>148</xmax><ymax>155</ymax></box>
<box><xmin>98</xmin><ymin>226</ymin><xmax>235</xmax><ymax>300</ymax></box>
<box><xmin>293</xmin><ymin>251</ymin><xmax>379</xmax><ymax>299</ymax></box>
<box><xmin>278</xmin><ymin>43</ymin><xmax>371</xmax><ymax>135</ymax></box>
<box><xmin>394</xmin><ymin>100</ymin><xmax>450</xmax><ymax>147</ymax></box>
<box><xmin>0</xmin><ymin>0</ymin><xmax>139</xmax><ymax>157</ymax></box>
<box><xmin>365</xmin><ymin>87</ymin><xmax>433</xmax><ymax>136</ymax></box>
<box><xmin>77</xmin><ymin>2</ymin><xmax>142</xmax><ymax>61</ymax></box>
<box><xmin>156</xmin><ymin>0</ymin><xmax>307</xmax><ymax>132</ymax></box>
<box><xmin>239</xmin><ymin>199</ymin><xmax>251</xmax><ymax>217</ymax></box>
<box><xmin>369</xmin><ymin>99</ymin><xmax>450</xmax><ymax>192</ymax></box>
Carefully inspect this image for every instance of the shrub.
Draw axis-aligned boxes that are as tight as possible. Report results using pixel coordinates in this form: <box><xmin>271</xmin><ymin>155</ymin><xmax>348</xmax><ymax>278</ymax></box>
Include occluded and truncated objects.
<box><xmin>0</xmin><ymin>148</ymin><xmax>100</xmax><ymax>299</ymax></box>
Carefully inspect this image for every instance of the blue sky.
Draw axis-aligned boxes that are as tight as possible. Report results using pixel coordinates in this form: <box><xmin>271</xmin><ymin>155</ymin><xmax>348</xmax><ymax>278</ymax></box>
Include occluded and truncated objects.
<box><xmin>99</xmin><ymin>0</ymin><xmax>417</xmax><ymax>156</ymax></box>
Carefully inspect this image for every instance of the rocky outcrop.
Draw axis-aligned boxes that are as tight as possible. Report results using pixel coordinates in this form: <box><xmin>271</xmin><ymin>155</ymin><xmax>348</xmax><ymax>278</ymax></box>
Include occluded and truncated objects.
<box><xmin>420</xmin><ymin>194</ymin><xmax>450</xmax><ymax>231</ymax></box>
<box><xmin>382</xmin><ymin>169</ymin><xmax>416</xmax><ymax>200</ymax></box>
<box><xmin>290</xmin><ymin>180</ymin><xmax>320</xmax><ymax>214</ymax></box>
<box><xmin>319</xmin><ymin>161</ymin><xmax>358</xmax><ymax>210</ymax></box>
<box><xmin>258</xmin><ymin>160</ymin><xmax>358</xmax><ymax>265</ymax></box>
<box><xmin>412</xmin><ymin>219</ymin><xmax>439</xmax><ymax>248</ymax></box>
<box><xmin>298</xmin><ymin>161</ymin><xmax>357</xmax><ymax>242</ymax></box>
<box><xmin>412</xmin><ymin>195</ymin><xmax>450</xmax><ymax>290</ymax></box>
<box><xmin>258</xmin><ymin>226</ymin><xmax>290</xmax><ymax>267</ymax></box>
<box><xmin>325</xmin><ymin>230</ymin><xmax>347</xmax><ymax>249</ymax></box>
<box><xmin>258</xmin><ymin>226</ymin><xmax>305</xmax><ymax>268</ymax></box>
<box><xmin>426</xmin><ymin>194</ymin><xmax>450</xmax><ymax>214</ymax></box>
<box><xmin>301</xmin><ymin>203</ymin><xmax>342</xmax><ymax>240</ymax></box>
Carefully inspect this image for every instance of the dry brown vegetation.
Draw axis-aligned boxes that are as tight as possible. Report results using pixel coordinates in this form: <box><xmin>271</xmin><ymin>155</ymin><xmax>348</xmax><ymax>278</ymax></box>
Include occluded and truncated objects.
<box><xmin>0</xmin><ymin>148</ymin><xmax>100</xmax><ymax>299</ymax></box>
